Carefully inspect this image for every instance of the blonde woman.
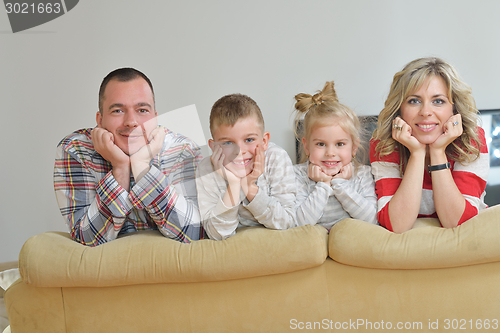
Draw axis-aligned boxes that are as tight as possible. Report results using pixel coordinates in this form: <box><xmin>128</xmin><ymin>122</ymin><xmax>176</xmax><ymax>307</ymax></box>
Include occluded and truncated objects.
<box><xmin>370</xmin><ymin>57</ymin><xmax>489</xmax><ymax>233</ymax></box>
<box><xmin>293</xmin><ymin>81</ymin><xmax>378</xmax><ymax>230</ymax></box>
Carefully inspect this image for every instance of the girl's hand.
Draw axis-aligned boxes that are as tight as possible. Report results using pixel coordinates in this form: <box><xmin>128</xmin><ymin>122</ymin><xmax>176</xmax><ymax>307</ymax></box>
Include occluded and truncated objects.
<box><xmin>430</xmin><ymin>114</ymin><xmax>463</xmax><ymax>152</ymax></box>
<box><xmin>308</xmin><ymin>163</ymin><xmax>332</xmax><ymax>183</ymax></box>
<box><xmin>392</xmin><ymin>117</ymin><xmax>426</xmax><ymax>154</ymax></box>
<box><xmin>333</xmin><ymin>162</ymin><xmax>353</xmax><ymax>180</ymax></box>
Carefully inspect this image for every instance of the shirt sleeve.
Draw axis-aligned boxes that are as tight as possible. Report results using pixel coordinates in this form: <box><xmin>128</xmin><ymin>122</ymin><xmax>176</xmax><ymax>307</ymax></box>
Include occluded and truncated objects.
<box><xmin>369</xmin><ymin>139</ymin><xmax>401</xmax><ymax>231</ymax></box>
<box><xmin>453</xmin><ymin>127</ymin><xmax>489</xmax><ymax>225</ymax></box>
<box><xmin>243</xmin><ymin>145</ymin><xmax>297</xmax><ymax>230</ymax></box>
<box><xmin>130</xmin><ymin>140</ymin><xmax>203</xmax><ymax>243</ymax></box>
<box><xmin>195</xmin><ymin>157</ymin><xmax>241</xmax><ymax>240</ymax></box>
<box><xmin>54</xmin><ymin>143</ymin><xmax>132</xmax><ymax>246</ymax></box>
<box><xmin>294</xmin><ymin>162</ymin><xmax>333</xmax><ymax>226</ymax></box>
<box><xmin>330</xmin><ymin>165</ymin><xmax>378</xmax><ymax>225</ymax></box>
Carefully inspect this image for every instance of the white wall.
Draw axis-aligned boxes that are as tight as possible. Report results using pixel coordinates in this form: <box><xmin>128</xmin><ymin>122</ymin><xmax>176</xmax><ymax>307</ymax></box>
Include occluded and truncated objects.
<box><xmin>1</xmin><ymin>0</ymin><xmax>499</xmax><ymax>262</ymax></box>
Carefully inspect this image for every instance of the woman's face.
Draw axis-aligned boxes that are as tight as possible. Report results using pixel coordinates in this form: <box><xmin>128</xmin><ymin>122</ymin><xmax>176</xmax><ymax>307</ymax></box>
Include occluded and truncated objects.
<box><xmin>399</xmin><ymin>76</ymin><xmax>454</xmax><ymax>145</ymax></box>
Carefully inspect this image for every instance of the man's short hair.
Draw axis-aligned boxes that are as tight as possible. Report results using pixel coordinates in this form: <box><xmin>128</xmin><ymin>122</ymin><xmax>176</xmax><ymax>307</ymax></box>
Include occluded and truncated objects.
<box><xmin>98</xmin><ymin>68</ymin><xmax>155</xmax><ymax>113</ymax></box>
<box><xmin>209</xmin><ymin>93</ymin><xmax>265</xmax><ymax>136</ymax></box>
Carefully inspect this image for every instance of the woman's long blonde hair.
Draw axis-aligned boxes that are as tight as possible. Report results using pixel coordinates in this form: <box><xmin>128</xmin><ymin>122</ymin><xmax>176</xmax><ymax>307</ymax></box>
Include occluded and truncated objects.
<box><xmin>373</xmin><ymin>57</ymin><xmax>481</xmax><ymax>173</ymax></box>
<box><xmin>293</xmin><ymin>81</ymin><xmax>363</xmax><ymax>165</ymax></box>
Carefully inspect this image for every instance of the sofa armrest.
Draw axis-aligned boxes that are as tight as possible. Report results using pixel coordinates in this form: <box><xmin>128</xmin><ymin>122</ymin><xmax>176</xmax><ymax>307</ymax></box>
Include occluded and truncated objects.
<box><xmin>329</xmin><ymin>205</ymin><xmax>500</xmax><ymax>269</ymax></box>
<box><xmin>19</xmin><ymin>224</ymin><xmax>328</xmax><ymax>287</ymax></box>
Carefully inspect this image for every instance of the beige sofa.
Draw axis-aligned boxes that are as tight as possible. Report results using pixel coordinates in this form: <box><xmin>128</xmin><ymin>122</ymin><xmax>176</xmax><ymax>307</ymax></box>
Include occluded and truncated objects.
<box><xmin>5</xmin><ymin>205</ymin><xmax>500</xmax><ymax>333</ymax></box>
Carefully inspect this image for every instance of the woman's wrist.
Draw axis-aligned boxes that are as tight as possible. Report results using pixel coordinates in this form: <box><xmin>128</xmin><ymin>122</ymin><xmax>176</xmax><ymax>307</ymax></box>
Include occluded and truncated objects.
<box><xmin>409</xmin><ymin>148</ymin><xmax>426</xmax><ymax>161</ymax></box>
<box><xmin>428</xmin><ymin>146</ymin><xmax>448</xmax><ymax>165</ymax></box>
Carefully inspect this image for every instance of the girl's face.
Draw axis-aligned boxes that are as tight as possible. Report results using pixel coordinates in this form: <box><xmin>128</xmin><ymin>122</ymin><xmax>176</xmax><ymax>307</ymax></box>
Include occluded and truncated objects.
<box><xmin>399</xmin><ymin>75</ymin><xmax>454</xmax><ymax>145</ymax></box>
<box><xmin>302</xmin><ymin>120</ymin><xmax>357</xmax><ymax>176</ymax></box>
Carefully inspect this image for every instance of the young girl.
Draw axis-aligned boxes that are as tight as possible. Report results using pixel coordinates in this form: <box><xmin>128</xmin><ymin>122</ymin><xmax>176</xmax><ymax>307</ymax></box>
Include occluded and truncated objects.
<box><xmin>293</xmin><ymin>81</ymin><xmax>378</xmax><ymax>230</ymax></box>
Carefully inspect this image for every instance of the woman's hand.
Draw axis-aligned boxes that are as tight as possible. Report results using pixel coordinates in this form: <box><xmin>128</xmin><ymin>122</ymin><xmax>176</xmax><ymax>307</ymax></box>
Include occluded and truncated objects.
<box><xmin>430</xmin><ymin>114</ymin><xmax>463</xmax><ymax>152</ymax></box>
<box><xmin>392</xmin><ymin>117</ymin><xmax>426</xmax><ymax>154</ymax></box>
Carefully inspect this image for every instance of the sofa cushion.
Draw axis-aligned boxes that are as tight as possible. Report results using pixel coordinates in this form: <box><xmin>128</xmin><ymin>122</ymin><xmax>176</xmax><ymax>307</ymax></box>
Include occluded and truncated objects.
<box><xmin>19</xmin><ymin>224</ymin><xmax>328</xmax><ymax>287</ymax></box>
<box><xmin>329</xmin><ymin>205</ymin><xmax>500</xmax><ymax>269</ymax></box>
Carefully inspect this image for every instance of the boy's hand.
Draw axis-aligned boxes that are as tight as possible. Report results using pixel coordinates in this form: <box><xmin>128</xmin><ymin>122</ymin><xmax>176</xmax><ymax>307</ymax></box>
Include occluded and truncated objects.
<box><xmin>211</xmin><ymin>144</ymin><xmax>240</xmax><ymax>185</ymax></box>
<box><xmin>333</xmin><ymin>162</ymin><xmax>353</xmax><ymax>180</ymax></box>
<box><xmin>308</xmin><ymin>163</ymin><xmax>333</xmax><ymax>183</ymax></box>
<box><xmin>241</xmin><ymin>144</ymin><xmax>265</xmax><ymax>201</ymax></box>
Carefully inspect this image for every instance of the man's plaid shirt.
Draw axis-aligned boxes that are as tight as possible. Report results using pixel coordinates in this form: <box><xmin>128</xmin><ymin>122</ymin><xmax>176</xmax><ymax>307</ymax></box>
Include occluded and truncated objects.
<box><xmin>54</xmin><ymin>127</ymin><xmax>203</xmax><ymax>246</ymax></box>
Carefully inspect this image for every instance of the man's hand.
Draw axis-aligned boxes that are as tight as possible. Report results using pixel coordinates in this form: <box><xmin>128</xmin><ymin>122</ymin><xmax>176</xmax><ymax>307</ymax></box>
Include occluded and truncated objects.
<box><xmin>241</xmin><ymin>144</ymin><xmax>265</xmax><ymax>201</ymax></box>
<box><xmin>91</xmin><ymin>127</ymin><xmax>131</xmax><ymax>191</ymax></box>
<box><xmin>430</xmin><ymin>114</ymin><xmax>463</xmax><ymax>152</ymax></box>
<box><xmin>308</xmin><ymin>163</ymin><xmax>333</xmax><ymax>183</ymax></box>
<box><xmin>333</xmin><ymin>162</ymin><xmax>353</xmax><ymax>180</ymax></box>
<box><xmin>130</xmin><ymin>126</ymin><xmax>166</xmax><ymax>182</ymax></box>
<box><xmin>130</xmin><ymin>126</ymin><xmax>166</xmax><ymax>164</ymax></box>
<box><xmin>91</xmin><ymin>127</ymin><xmax>130</xmax><ymax>167</ymax></box>
<box><xmin>392</xmin><ymin>116</ymin><xmax>426</xmax><ymax>154</ymax></box>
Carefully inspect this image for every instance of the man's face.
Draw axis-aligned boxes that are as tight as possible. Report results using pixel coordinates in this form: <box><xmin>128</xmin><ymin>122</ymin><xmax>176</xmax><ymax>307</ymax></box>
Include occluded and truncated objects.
<box><xmin>96</xmin><ymin>78</ymin><xmax>157</xmax><ymax>155</ymax></box>
<box><xmin>209</xmin><ymin>115</ymin><xmax>269</xmax><ymax>178</ymax></box>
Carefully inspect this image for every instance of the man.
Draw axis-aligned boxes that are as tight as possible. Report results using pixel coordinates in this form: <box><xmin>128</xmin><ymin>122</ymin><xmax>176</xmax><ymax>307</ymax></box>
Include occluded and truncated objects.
<box><xmin>54</xmin><ymin>68</ymin><xmax>203</xmax><ymax>246</ymax></box>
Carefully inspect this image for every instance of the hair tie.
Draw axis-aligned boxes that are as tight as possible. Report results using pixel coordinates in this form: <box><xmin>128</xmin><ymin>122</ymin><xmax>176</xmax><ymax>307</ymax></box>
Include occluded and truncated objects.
<box><xmin>312</xmin><ymin>93</ymin><xmax>323</xmax><ymax>106</ymax></box>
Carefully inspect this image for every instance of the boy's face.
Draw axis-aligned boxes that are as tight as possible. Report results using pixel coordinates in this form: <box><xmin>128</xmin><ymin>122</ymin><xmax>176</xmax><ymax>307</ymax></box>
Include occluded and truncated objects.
<box><xmin>209</xmin><ymin>115</ymin><xmax>270</xmax><ymax>178</ymax></box>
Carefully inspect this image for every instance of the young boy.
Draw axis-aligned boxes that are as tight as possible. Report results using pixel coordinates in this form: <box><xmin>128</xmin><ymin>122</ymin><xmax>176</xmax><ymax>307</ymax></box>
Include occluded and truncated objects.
<box><xmin>196</xmin><ymin>94</ymin><xmax>297</xmax><ymax>240</ymax></box>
